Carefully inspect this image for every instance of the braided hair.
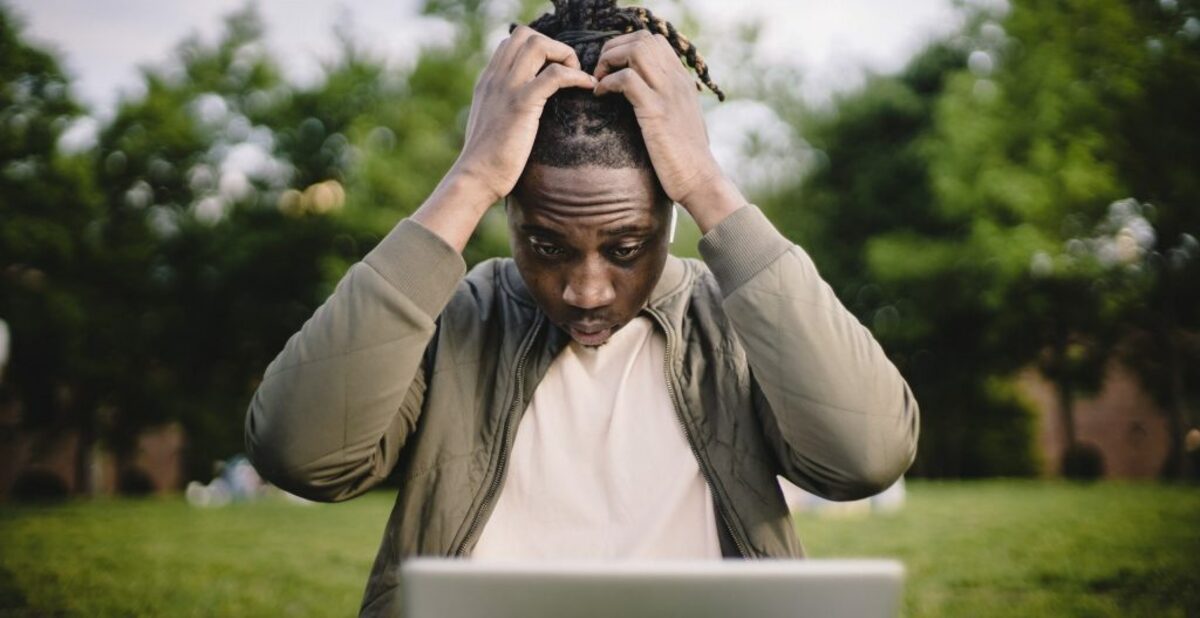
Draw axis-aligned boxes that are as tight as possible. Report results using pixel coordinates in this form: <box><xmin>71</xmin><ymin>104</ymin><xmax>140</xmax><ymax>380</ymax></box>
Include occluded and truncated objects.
<box><xmin>521</xmin><ymin>0</ymin><xmax>724</xmax><ymax>100</ymax></box>
<box><xmin>519</xmin><ymin>0</ymin><xmax>723</xmax><ymax>171</ymax></box>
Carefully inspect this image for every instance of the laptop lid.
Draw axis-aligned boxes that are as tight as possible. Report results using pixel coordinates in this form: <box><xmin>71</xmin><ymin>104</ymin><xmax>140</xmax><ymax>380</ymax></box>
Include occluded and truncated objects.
<box><xmin>401</xmin><ymin>558</ymin><xmax>904</xmax><ymax>618</ymax></box>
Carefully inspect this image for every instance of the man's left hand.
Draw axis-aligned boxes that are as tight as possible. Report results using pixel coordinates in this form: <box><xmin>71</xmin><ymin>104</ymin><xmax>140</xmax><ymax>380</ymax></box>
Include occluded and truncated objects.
<box><xmin>593</xmin><ymin>30</ymin><xmax>746</xmax><ymax>233</ymax></box>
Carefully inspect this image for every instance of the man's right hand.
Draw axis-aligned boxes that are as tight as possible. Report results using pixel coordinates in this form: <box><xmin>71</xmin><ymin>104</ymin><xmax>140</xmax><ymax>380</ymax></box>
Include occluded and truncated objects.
<box><xmin>454</xmin><ymin>26</ymin><xmax>596</xmax><ymax>203</ymax></box>
<box><xmin>411</xmin><ymin>26</ymin><xmax>595</xmax><ymax>252</ymax></box>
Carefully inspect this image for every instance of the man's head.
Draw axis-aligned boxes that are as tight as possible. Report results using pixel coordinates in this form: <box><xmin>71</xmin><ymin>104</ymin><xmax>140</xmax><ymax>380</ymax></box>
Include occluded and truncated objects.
<box><xmin>506</xmin><ymin>0</ymin><xmax>721</xmax><ymax>347</ymax></box>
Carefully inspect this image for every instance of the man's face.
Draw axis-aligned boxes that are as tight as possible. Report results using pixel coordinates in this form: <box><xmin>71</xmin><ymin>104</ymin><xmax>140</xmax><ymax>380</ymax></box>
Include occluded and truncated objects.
<box><xmin>508</xmin><ymin>163</ymin><xmax>672</xmax><ymax>347</ymax></box>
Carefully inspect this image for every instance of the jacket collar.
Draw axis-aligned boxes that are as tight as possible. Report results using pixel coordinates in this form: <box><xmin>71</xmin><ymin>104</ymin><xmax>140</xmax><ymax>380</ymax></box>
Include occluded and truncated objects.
<box><xmin>499</xmin><ymin>255</ymin><xmax>695</xmax><ymax>379</ymax></box>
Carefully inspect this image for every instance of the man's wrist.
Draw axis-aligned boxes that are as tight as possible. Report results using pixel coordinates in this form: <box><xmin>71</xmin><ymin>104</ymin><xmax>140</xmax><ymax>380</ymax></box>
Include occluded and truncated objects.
<box><xmin>439</xmin><ymin>165</ymin><xmax>504</xmax><ymax>215</ymax></box>
<box><xmin>410</xmin><ymin>168</ymin><xmax>500</xmax><ymax>253</ymax></box>
<box><xmin>677</xmin><ymin>169</ymin><xmax>748</xmax><ymax>234</ymax></box>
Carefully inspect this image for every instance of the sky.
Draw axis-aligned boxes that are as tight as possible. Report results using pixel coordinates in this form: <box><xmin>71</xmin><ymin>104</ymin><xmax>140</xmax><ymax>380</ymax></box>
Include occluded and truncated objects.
<box><xmin>8</xmin><ymin>0</ymin><xmax>963</xmax><ymax>188</ymax></box>
<box><xmin>10</xmin><ymin>0</ymin><xmax>961</xmax><ymax>114</ymax></box>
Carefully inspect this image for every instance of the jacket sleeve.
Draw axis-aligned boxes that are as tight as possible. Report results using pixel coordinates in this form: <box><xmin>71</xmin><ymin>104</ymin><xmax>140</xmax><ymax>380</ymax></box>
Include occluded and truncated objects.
<box><xmin>244</xmin><ymin>219</ymin><xmax>465</xmax><ymax>503</ymax></box>
<box><xmin>698</xmin><ymin>205</ymin><xmax>920</xmax><ymax>501</ymax></box>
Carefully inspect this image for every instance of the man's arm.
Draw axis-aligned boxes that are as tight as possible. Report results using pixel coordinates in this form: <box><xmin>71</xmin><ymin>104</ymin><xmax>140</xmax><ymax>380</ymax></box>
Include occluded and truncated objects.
<box><xmin>244</xmin><ymin>219</ymin><xmax>464</xmax><ymax>502</ymax></box>
<box><xmin>244</xmin><ymin>26</ymin><xmax>596</xmax><ymax>502</ymax></box>
<box><xmin>699</xmin><ymin>205</ymin><xmax>920</xmax><ymax>501</ymax></box>
<box><xmin>592</xmin><ymin>29</ymin><xmax>918</xmax><ymax>501</ymax></box>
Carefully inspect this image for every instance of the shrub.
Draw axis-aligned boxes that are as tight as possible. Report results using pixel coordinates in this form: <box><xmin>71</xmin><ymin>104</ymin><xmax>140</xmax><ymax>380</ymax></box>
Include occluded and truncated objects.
<box><xmin>11</xmin><ymin>469</ymin><xmax>69</xmax><ymax>501</ymax></box>
<box><xmin>117</xmin><ymin>467</ymin><xmax>156</xmax><ymax>496</ymax></box>
<box><xmin>1061</xmin><ymin>443</ymin><xmax>1105</xmax><ymax>480</ymax></box>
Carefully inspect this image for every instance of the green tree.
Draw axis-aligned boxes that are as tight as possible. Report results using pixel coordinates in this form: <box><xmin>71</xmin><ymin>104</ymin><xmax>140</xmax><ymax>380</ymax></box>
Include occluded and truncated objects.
<box><xmin>759</xmin><ymin>40</ymin><xmax>1042</xmax><ymax>477</ymax></box>
<box><xmin>83</xmin><ymin>0</ymin><xmax>519</xmax><ymax>481</ymax></box>
<box><xmin>1110</xmin><ymin>0</ymin><xmax>1200</xmax><ymax>479</ymax></box>
<box><xmin>925</xmin><ymin>0</ymin><xmax>1199</xmax><ymax>479</ymax></box>
<box><xmin>762</xmin><ymin>0</ymin><xmax>1200</xmax><ymax>479</ymax></box>
<box><xmin>0</xmin><ymin>4</ymin><xmax>105</xmax><ymax>492</ymax></box>
<box><xmin>88</xmin><ymin>6</ymin><xmax>350</xmax><ymax>481</ymax></box>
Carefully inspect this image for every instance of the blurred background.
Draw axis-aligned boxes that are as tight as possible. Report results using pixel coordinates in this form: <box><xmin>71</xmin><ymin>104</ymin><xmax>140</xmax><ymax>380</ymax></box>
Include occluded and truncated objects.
<box><xmin>1</xmin><ymin>0</ymin><xmax>1197</xmax><ymax>615</ymax></box>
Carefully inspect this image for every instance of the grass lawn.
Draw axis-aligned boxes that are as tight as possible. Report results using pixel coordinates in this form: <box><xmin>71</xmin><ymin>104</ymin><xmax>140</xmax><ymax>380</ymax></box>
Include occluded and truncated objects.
<box><xmin>1</xmin><ymin>480</ymin><xmax>1197</xmax><ymax>616</ymax></box>
<box><xmin>794</xmin><ymin>480</ymin><xmax>1199</xmax><ymax>617</ymax></box>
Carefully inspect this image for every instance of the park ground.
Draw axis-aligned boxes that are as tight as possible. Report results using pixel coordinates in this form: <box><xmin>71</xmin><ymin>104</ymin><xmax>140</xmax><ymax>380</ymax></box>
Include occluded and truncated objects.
<box><xmin>1</xmin><ymin>480</ymin><xmax>1197</xmax><ymax>616</ymax></box>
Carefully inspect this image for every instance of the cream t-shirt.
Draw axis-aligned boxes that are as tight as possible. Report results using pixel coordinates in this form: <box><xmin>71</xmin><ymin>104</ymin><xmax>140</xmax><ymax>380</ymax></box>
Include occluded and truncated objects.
<box><xmin>472</xmin><ymin>315</ymin><xmax>722</xmax><ymax>559</ymax></box>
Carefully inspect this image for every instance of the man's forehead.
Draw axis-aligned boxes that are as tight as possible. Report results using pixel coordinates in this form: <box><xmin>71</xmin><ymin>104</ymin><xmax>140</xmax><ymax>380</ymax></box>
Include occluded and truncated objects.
<box><xmin>515</xmin><ymin>164</ymin><xmax>662</xmax><ymax>210</ymax></box>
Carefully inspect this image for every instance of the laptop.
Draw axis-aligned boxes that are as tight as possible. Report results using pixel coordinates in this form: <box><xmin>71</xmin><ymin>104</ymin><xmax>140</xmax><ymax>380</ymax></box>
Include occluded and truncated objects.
<box><xmin>401</xmin><ymin>558</ymin><xmax>904</xmax><ymax>617</ymax></box>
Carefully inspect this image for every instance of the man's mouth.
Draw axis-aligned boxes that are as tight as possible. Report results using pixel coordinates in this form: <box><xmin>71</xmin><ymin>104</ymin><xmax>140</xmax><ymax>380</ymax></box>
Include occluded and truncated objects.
<box><xmin>567</xmin><ymin>322</ymin><xmax>614</xmax><ymax>346</ymax></box>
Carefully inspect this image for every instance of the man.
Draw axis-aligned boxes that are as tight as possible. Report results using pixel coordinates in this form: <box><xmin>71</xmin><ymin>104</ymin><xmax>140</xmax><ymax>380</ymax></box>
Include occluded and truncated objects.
<box><xmin>244</xmin><ymin>1</ymin><xmax>920</xmax><ymax>615</ymax></box>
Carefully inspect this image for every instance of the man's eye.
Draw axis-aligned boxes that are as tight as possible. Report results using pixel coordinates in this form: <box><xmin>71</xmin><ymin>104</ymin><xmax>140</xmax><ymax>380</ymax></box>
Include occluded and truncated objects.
<box><xmin>531</xmin><ymin>241</ymin><xmax>566</xmax><ymax>258</ymax></box>
<box><xmin>609</xmin><ymin>244</ymin><xmax>644</xmax><ymax>260</ymax></box>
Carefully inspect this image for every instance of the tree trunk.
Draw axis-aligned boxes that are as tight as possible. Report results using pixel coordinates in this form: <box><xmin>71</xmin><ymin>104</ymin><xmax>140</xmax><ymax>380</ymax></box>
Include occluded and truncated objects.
<box><xmin>71</xmin><ymin>392</ymin><xmax>94</xmax><ymax>497</ymax></box>
<box><xmin>1053</xmin><ymin>332</ymin><xmax>1077</xmax><ymax>454</ymax></box>
<box><xmin>1156</xmin><ymin>319</ymin><xmax>1192</xmax><ymax>481</ymax></box>
<box><xmin>1058</xmin><ymin>376</ymin><xmax>1076</xmax><ymax>453</ymax></box>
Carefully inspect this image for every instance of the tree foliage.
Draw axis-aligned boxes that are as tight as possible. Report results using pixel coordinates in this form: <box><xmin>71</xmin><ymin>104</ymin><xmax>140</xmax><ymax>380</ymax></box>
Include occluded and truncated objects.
<box><xmin>3</xmin><ymin>0</ymin><xmax>1197</xmax><ymax>488</ymax></box>
<box><xmin>760</xmin><ymin>0</ymin><xmax>1200</xmax><ymax>478</ymax></box>
<box><xmin>1</xmin><ymin>6</ymin><xmax>103</xmax><ymax>489</ymax></box>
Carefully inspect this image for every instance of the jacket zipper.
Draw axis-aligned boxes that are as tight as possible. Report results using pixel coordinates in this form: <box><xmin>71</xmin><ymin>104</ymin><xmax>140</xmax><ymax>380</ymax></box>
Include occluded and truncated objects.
<box><xmin>646</xmin><ymin>309</ymin><xmax>752</xmax><ymax>559</ymax></box>
<box><xmin>454</xmin><ymin>314</ymin><xmax>543</xmax><ymax>557</ymax></box>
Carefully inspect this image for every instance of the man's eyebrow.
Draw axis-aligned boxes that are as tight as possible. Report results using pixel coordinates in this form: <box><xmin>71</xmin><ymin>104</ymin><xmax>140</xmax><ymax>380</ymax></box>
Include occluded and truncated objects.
<box><xmin>518</xmin><ymin>223</ymin><xmax>653</xmax><ymax>238</ymax></box>
<box><xmin>519</xmin><ymin>224</ymin><xmax>564</xmax><ymax>238</ymax></box>
<box><xmin>601</xmin><ymin>225</ymin><xmax>654</xmax><ymax>237</ymax></box>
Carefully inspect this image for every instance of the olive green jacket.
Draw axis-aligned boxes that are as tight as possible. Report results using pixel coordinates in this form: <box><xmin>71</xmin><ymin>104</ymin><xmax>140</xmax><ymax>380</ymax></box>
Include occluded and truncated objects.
<box><xmin>244</xmin><ymin>205</ymin><xmax>919</xmax><ymax>617</ymax></box>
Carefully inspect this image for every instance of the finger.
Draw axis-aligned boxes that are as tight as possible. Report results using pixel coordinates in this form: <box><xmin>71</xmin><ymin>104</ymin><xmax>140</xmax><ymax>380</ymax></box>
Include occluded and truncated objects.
<box><xmin>593</xmin><ymin>67</ymin><xmax>656</xmax><ymax>109</ymax></box>
<box><xmin>649</xmin><ymin>32</ymin><xmax>683</xmax><ymax>62</ymax></box>
<box><xmin>594</xmin><ymin>32</ymin><xmax>650</xmax><ymax>82</ymax></box>
<box><xmin>494</xmin><ymin>25</ymin><xmax>538</xmax><ymax>71</ymax></box>
<box><xmin>596</xmin><ymin>30</ymin><xmax>679</xmax><ymax>71</ymax></box>
<box><xmin>594</xmin><ymin>35</ymin><xmax>670</xmax><ymax>85</ymax></box>
<box><xmin>511</xmin><ymin>33</ymin><xmax>582</xmax><ymax>80</ymax></box>
<box><xmin>598</xmin><ymin>29</ymin><xmax>652</xmax><ymax>57</ymax></box>
<box><xmin>478</xmin><ymin>37</ymin><xmax>512</xmax><ymax>87</ymax></box>
<box><xmin>522</xmin><ymin>63</ymin><xmax>598</xmax><ymax>103</ymax></box>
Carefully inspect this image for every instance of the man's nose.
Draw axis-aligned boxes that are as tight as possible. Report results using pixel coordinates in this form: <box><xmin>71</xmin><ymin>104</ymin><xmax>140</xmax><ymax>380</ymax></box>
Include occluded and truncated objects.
<box><xmin>562</xmin><ymin>259</ymin><xmax>615</xmax><ymax>310</ymax></box>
